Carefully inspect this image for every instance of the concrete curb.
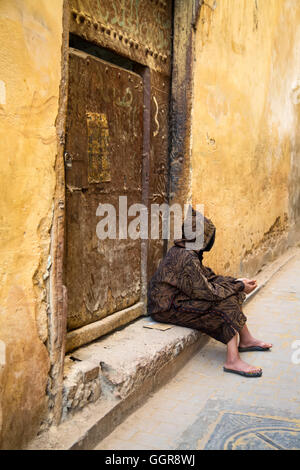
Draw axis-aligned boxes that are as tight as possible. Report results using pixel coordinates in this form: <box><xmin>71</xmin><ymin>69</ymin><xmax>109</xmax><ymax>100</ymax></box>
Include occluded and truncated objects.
<box><xmin>26</xmin><ymin>248</ymin><xmax>299</xmax><ymax>450</ymax></box>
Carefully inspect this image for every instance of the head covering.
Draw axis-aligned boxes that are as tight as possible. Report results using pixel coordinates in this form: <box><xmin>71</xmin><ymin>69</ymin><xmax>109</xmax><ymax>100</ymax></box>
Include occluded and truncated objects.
<box><xmin>174</xmin><ymin>207</ymin><xmax>216</xmax><ymax>261</ymax></box>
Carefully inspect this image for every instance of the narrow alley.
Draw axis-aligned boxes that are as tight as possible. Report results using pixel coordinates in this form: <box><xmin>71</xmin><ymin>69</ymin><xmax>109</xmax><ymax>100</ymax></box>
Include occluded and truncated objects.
<box><xmin>96</xmin><ymin>252</ymin><xmax>300</xmax><ymax>450</ymax></box>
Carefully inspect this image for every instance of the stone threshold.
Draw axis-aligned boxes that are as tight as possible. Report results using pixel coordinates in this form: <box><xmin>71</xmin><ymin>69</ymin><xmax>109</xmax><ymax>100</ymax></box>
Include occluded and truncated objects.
<box><xmin>26</xmin><ymin>247</ymin><xmax>299</xmax><ymax>450</ymax></box>
<box><xmin>66</xmin><ymin>302</ymin><xmax>145</xmax><ymax>352</ymax></box>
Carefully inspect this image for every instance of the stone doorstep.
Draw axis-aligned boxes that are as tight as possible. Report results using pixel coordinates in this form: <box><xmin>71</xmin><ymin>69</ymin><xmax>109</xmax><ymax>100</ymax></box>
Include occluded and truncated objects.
<box><xmin>26</xmin><ymin>247</ymin><xmax>299</xmax><ymax>450</ymax></box>
<box><xmin>28</xmin><ymin>322</ymin><xmax>208</xmax><ymax>450</ymax></box>
<box><xmin>61</xmin><ymin>322</ymin><xmax>207</xmax><ymax>423</ymax></box>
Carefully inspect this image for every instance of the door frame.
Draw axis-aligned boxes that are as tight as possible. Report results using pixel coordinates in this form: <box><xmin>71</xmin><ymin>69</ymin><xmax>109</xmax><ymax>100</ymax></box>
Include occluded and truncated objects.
<box><xmin>49</xmin><ymin>0</ymin><xmax>201</xmax><ymax>426</ymax></box>
<box><xmin>64</xmin><ymin>43</ymin><xmax>151</xmax><ymax>352</ymax></box>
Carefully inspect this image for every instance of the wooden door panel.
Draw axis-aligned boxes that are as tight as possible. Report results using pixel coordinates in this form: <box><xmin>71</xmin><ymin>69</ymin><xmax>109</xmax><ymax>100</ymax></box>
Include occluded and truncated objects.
<box><xmin>65</xmin><ymin>49</ymin><xmax>143</xmax><ymax>331</ymax></box>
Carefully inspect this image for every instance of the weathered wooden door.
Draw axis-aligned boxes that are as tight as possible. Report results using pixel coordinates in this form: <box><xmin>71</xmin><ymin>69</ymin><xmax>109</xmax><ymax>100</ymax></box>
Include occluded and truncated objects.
<box><xmin>65</xmin><ymin>48</ymin><xmax>144</xmax><ymax>332</ymax></box>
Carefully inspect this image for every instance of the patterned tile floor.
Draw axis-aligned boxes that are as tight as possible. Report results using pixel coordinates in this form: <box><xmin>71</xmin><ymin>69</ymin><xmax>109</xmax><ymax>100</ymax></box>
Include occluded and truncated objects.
<box><xmin>95</xmin><ymin>254</ymin><xmax>300</xmax><ymax>450</ymax></box>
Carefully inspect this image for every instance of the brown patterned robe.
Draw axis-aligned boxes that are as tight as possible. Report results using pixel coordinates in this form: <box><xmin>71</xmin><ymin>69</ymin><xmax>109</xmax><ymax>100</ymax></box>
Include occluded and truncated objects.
<box><xmin>147</xmin><ymin>212</ymin><xmax>247</xmax><ymax>344</ymax></box>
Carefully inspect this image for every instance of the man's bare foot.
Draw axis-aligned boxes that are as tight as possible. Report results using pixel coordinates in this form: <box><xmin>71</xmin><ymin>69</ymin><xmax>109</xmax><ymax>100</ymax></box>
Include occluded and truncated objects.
<box><xmin>239</xmin><ymin>338</ymin><xmax>272</xmax><ymax>349</ymax></box>
<box><xmin>224</xmin><ymin>358</ymin><xmax>262</xmax><ymax>374</ymax></box>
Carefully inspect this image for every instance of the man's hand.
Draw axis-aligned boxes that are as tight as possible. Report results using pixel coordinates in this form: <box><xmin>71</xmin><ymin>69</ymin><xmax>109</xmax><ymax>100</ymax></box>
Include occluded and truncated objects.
<box><xmin>237</xmin><ymin>278</ymin><xmax>257</xmax><ymax>294</ymax></box>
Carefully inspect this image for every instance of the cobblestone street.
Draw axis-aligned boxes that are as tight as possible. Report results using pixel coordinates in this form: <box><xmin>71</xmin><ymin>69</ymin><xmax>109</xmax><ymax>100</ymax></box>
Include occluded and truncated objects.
<box><xmin>96</xmin><ymin>253</ymin><xmax>300</xmax><ymax>450</ymax></box>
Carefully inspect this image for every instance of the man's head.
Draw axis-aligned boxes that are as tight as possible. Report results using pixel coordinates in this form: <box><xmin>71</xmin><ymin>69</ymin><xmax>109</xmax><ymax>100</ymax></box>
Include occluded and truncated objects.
<box><xmin>174</xmin><ymin>206</ymin><xmax>216</xmax><ymax>252</ymax></box>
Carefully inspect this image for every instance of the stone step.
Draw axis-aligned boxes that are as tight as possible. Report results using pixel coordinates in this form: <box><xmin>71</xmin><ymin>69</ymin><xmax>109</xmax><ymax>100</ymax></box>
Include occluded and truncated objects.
<box><xmin>28</xmin><ymin>318</ymin><xmax>207</xmax><ymax>450</ymax></box>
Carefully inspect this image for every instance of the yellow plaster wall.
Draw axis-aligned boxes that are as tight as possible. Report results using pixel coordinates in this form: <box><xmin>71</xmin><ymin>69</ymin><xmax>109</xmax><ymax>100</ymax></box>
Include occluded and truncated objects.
<box><xmin>0</xmin><ymin>0</ymin><xmax>63</xmax><ymax>449</ymax></box>
<box><xmin>192</xmin><ymin>0</ymin><xmax>300</xmax><ymax>275</ymax></box>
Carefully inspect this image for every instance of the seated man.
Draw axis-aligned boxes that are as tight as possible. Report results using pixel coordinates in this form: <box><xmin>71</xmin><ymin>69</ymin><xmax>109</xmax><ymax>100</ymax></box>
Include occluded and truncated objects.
<box><xmin>147</xmin><ymin>209</ymin><xmax>272</xmax><ymax>377</ymax></box>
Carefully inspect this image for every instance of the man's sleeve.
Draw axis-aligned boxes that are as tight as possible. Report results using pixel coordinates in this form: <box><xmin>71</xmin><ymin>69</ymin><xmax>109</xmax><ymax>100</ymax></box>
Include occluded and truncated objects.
<box><xmin>203</xmin><ymin>265</ymin><xmax>237</xmax><ymax>284</ymax></box>
<box><xmin>179</xmin><ymin>257</ymin><xmax>244</xmax><ymax>302</ymax></box>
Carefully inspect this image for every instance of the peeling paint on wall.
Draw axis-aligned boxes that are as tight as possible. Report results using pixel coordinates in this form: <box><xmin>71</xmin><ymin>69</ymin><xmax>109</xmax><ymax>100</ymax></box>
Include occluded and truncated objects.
<box><xmin>0</xmin><ymin>0</ymin><xmax>63</xmax><ymax>450</ymax></box>
<box><xmin>191</xmin><ymin>0</ymin><xmax>300</xmax><ymax>276</ymax></box>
